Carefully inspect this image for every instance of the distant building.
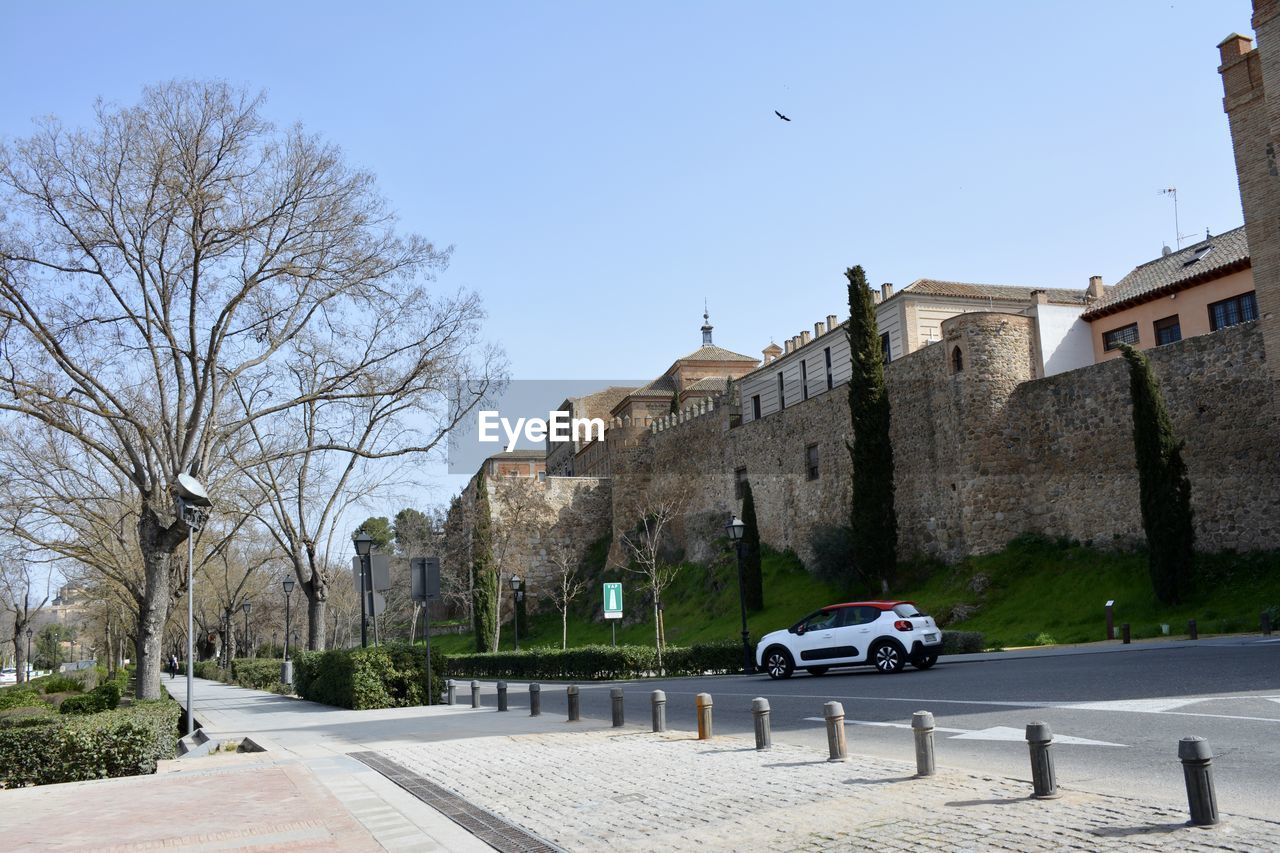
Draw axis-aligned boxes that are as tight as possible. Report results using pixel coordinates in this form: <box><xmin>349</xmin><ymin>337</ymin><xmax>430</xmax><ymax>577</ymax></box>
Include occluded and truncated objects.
<box><xmin>545</xmin><ymin>386</ymin><xmax>638</xmax><ymax>477</ymax></box>
<box><xmin>480</xmin><ymin>450</ymin><xmax>546</xmax><ymax>480</ymax></box>
<box><xmin>1083</xmin><ymin>226</ymin><xmax>1255</xmax><ymax>361</ymax></box>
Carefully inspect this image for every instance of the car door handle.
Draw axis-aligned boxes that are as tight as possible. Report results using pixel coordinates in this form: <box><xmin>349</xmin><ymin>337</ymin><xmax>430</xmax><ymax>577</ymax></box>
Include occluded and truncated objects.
<box><xmin>819</xmin><ymin>632</ymin><xmax>833</xmax><ymax>638</ymax></box>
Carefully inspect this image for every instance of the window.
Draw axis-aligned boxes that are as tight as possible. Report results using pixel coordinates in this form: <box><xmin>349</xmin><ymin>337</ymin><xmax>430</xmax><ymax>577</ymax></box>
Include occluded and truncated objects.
<box><xmin>800</xmin><ymin>360</ymin><xmax>809</xmax><ymax>400</ymax></box>
<box><xmin>824</xmin><ymin>347</ymin><xmax>833</xmax><ymax>390</ymax></box>
<box><xmin>751</xmin><ymin>395</ymin><xmax>761</xmax><ymax>420</ymax></box>
<box><xmin>776</xmin><ymin>372</ymin><xmax>785</xmax><ymax>410</ymax></box>
<box><xmin>805</xmin><ymin>444</ymin><xmax>819</xmax><ymax>480</ymax></box>
<box><xmin>734</xmin><ymin>467</ymin><xmax>748</xmax><ymax>500</ymax></box>
<box><xmin>1154</xmin><ymin>315</ymin><xmax>1181</xmax><ymax>346</ymax></box>
<box><xmin>1102</xmin><ymin>323</ymin><xmax>1139</xmax><ymax>351</ymax></box>
<box><xmin>951</xmin><ymin>346</ymin><xmax>964</xmax><ymax>373</ymax></box>
<box><xmin>1208</xmin><ymin>291</ymin><xmax>1258</xmax><ymax>331</ymax></box>
<box><xmin>880</xmin><ymin>332</ymin><xmax>891</xmax><ymax>363</ymax></box>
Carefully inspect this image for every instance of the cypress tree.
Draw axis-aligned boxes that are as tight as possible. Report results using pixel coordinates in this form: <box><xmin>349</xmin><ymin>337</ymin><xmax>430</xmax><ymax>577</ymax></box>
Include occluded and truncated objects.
<box><xmin>471</xmin><ymin>470</ymin><xmax>498</xmax><ymax>652</ymax></box>
<box><xmin>741</xmin><ymin>480</ymin><xmax>764</xmax><ymax>611</ymax></box>
<box><xmin>845</xmin><ymin>265</ymin><xmax>898</xmax><ymax>591</ymax></box>
<box><xmin>1120</xmin><ymin>345</ymin><xmax>1195</xmax><ymax>604</ymax></box>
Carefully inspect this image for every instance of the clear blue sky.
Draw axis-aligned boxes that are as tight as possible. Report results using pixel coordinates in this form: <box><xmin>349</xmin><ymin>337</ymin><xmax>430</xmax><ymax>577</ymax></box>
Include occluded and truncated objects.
<box><xmin>0</xmin><ymin>0</ymin><xmax>1255</xmax><ymax>509</ymax></box>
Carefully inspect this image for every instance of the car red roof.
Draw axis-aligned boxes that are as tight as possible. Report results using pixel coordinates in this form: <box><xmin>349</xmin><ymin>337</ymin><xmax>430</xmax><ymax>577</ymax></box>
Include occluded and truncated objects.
<box><xmin>822</xmin><ymin>600</ymin><xmax>914</xmax><ymax>611</ymax></box>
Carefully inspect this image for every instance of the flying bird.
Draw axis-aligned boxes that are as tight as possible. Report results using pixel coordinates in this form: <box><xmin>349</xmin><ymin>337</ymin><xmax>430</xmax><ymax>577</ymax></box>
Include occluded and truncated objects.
<box><xmin>774</xmin><ymin>110</ymin><xmax>790</xmax><ymax>122</ymax></box>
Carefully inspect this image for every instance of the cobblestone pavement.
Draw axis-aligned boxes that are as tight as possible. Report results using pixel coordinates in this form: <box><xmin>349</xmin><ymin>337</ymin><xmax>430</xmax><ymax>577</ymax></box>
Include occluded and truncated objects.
<box><xmin>381</xmin><ymin>729</ymin><xmax>1280</xmax><ymax>852</ymax></box>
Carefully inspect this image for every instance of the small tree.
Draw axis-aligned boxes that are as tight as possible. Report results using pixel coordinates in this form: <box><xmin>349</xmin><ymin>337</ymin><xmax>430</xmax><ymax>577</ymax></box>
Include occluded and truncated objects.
<box><xmin>1120</xmin><ymin>345</ymin><xmax>1195</xmax><ymax>604</ymax></box>
<box><xmin>740</xmin><ymin>481</ymin><xmax>764</xmax><ymax>611</ymax></box>
<box><xmin>0</xmin><ymin>558</ymin><xmax>51</xmax><ymax>682</ymax></box>
<box><xmin>618</xmin><ymin>477</ymin><xmax>690</xmax><ymax>669</ymax></box>
<box><xmin>471</xmin><ymin>472</ymin><xmax>497</xmax><ymax>652</ymax></box>
<box><xmin>545</xmin><ymin>537</ymin><xmax>591</xmax><ymax>650</ymax></box>
<box><xmin>845</xmin><ymin>265</ymin><xmax>898</xmax><ymax>592</ymax></box>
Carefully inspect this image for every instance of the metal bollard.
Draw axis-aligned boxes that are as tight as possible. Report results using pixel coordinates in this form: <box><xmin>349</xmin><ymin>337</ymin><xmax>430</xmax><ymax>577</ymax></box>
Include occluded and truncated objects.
<box><xmin>912</xmin><ymin>710</ymin><xmax>936</xmax><ymax>777</ymax></box>
<box><xmin>470</xmin><ymin>680</ymin><xmax>480</xmax><ymax>709</ymax></box>
<box><xmin>1025</xmin><ymin>722</ymin><xmax>1060</xmax><ymax>799</ymax></box>
<box><xmin>1121</xmin><ymin>623</ymin><xmax>1131</xmax><ymax>644</ymax></box>
<box><xmin>567</xmin><ymin>684</ymin><xmax>580</xmax><ymax>722</ymax></box>
<box><xmin>696</xmin><ymin>693</ymin><xmax>713</xmax><ymax>740</ymax></box>
<box><xmin>1263</xmin><ymin>611</ymin><xmax>1273</xmax><ymax>637</ymax></box>
<box><xmin>651</xmin><ymin>690</ymin><xmax>667</xmax><ymax>732</ymax></box>
<box><xmin>752</xmin><ymin>698</ymin><xmax>772</xmax><ymax>750</ymax></box>
<box><xmin>497</xmin><ymin>681</ymin><xmax>508</xmax><ymax>712</ymax></box>
<box><xmin>447</xmin><ymin>679</ymin><xmax>456</xmax><ymax>705</ymax></box>
<box><xmin>1188</xmin><ymin>619</ymin><xmax>1198</xmax><ymax>640</ymax></box>
<box><xmin>824</xmin><ymin>701</ymin><xmax>847</xmax><ymax>762</ymax></box>
<box><xmin>611</xmin><ymin>687</ymin><xmax>624</xmax><ymax>727</ymax></box>
<box><xmin>529</xmin><ymin>682</ymin><xmax>541</xmax><ymax>716</ymax></box>
<box><xmin>1178</xmin><ymin>737</ymin><xmax>1219</xmax><ymax>826</ymax></box>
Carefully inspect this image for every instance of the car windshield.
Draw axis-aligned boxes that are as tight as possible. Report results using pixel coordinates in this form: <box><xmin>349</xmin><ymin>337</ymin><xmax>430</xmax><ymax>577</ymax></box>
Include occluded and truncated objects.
<box><xmin>893</xmin><ymin>603</ymin><xmax>922</xmax><ymax>618</ymax></box>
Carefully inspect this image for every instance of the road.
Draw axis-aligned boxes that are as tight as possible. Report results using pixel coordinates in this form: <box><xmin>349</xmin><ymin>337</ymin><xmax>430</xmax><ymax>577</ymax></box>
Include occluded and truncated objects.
<box><xmin>466</xmin><ymin>635</ymin><xmax>1280</xmax><ymax>821</ymax></box>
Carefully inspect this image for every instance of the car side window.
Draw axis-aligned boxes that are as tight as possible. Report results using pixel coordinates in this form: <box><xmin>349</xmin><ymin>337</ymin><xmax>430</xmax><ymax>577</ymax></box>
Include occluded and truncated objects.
<box><xmin>804</xmin><ymin>610</ymin><xmax>838</xmax><ymax>631</ymax></box>
<box><xmin>851</xmin><ymin>606</ymin><xmax>879</xmax><ymax>626</ymax></box>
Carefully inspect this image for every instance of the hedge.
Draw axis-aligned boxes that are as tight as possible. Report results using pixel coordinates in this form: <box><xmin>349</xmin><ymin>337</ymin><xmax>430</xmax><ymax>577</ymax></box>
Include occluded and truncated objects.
<box><xmin>59</xmin><ymin>682</ymin><xmax>123</xmax><ymax>715</ymax></box>
<box><xmin>230</xmin><ymin>658</ymin><xmax>286</xmax><ymax>691</ymax></box>
<box><xmin>293</xmin><ymin>643</ymin><xmax>445</xmax><ymax>710</ymax></box>
<box><xmin>939</xmin><ymin>631</ymin><xmax>986</xmax><ymax>655</ymax></box>
<box><xmin>444</xmin><ymin>640</ymin><xmax>744</xmax><ymax>681</ymax></box>
<box><xmin>0</xmin><ymin>699</ymin><xmax>181</xmax><ymax>787</ymax></box>
<box><xmin>0</xmin><ymin>685</ymin><xmax>47</xmax><ymax>711</ymax></box>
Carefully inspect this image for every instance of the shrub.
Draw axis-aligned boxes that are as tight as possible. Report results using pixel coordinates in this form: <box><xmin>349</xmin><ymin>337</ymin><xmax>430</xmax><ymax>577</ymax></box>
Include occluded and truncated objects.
<box><xmin>40</xmin><ymin>675</ymin><xmax>84</xmax><ymax>695</ymax></box>
<box><xmin>194</xmin><ymin>660</ymin><xmax>230</xmax><ymax>681</ymax></box>
<box><xmin>445</xmin><ymin>639</ymin><xmax>748</xmax><ymax>681</ymax></box>
<box><xmin>0</xmin><ymin>703</ymin><xmax>56</xmax><ymax>729</ymax></box>
<box><xmin>1033</xmin><ymin>633</ymin><xmax>1057</xmax><ymax>647</ymax></box>
<box><xmin>0</xmin><ymin>699</ymin><xmax>180</xmax><ymax>787</ymax></box>
<box><xmin>0</xmin><ymin>686</ymin><xmax>47</xmax><ymax>711</ymax></box>
<box><xmin>230</xmin><ymin>659</ymin><xmax>285</xmax><ymax>691</ymax></box>
<box><xmin>940</xmin><ymin>631</ymin><xmax>985</xmax><ymax>655</ymax></box>
<box><xmin>59</xmin><ymin>693</ymin><xmax>106</xmax><ymax>715</ymax></box>
<box><xmin>293</xmin><ymin>643</ymin><xmax>445</xmax><ymax>710</ymax></box>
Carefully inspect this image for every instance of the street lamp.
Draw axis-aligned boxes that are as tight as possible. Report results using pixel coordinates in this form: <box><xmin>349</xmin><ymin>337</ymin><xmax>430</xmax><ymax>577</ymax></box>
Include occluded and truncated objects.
<box><xmin>242</xmin><ymin>601</ymin><xmax>252</xmax><ymax>659</ymax></box>
<box><xmin>24</xmin><ymin>627</ymin><xmax>32</xmax><ymax>682</ymax></box>
<box><xmin>725</xmin><ymin>515</ymin><xmax>754</xmax><ymax>674</ymax></box>
<box><xmin>281</xmin><ymin>578</ymin><xmax>295</xmax><ymax>685</ymax></box>
<box><xmin>509</xmin><ymin>575</ymin><xmax>524</xmax><ymax>651</ymax></box>
<box><xmin>353</xmin><ymin>532</ymin><xmax>373</xmax><ymax>648</ymax></box>
<box><xmin>174</xmin><ymin>472</ymin><xmax>211</xmax><ymax>738</ymax></box>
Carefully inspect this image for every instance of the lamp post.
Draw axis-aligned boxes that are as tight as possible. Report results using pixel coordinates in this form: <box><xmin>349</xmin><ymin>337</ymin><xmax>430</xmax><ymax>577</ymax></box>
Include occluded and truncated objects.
<box><xmin>725</xmin><ymin>515</ymin><xmax>755</xmax><ymax>674</ymax></box>
<box><xmin>242</xmin><ymin>601</ymin><xmax>252</xmax><ymax>659</ymax></box>
<box><xmin>353</xmin><ymin>532</ymin><xmax>373</xmax><ymax>648</ymax></box>
<box><xmin>24</xmin><ymin>627</ymin><xmax>32</xmax><ymax>682</ymax></box>
<box><xmin>282</xmin><ymin>578</ymin><xmax>295</xmax><ymax>685</ymax></box>
<box><xmin>174</xmin><ymin>473</ymin><xmax>211</xmax><ymax>738</ymax></box>
<box><xmin>510</xmin><ymin>575</ymin><xmax>524</xmax><ymax>651</ymax></box>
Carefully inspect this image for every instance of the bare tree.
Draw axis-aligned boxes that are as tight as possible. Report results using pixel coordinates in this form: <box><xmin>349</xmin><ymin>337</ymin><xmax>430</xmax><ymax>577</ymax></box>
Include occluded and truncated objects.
<box><xmin>617</xmin><ymin>477</ymin><xmax>690</xmax><ymax>669</ymax></box>
<box><xmin>544</xmin><ymin>536</ymin><xmax>589</xmax><ymax>650</ymax></box>
<box><xmin>0</xmin><ymin>81</ymin><xmax>498</xmax><ymax>695</ymax></box>
<box><xmin>485</xmin><ymin>476</ymin><xmax>551</xmax><ymax>651</ymax></box>
<box><xmin>0</xmin><ymin>553</ymin><xmax>52</xmax><ymax>682</ymax></box>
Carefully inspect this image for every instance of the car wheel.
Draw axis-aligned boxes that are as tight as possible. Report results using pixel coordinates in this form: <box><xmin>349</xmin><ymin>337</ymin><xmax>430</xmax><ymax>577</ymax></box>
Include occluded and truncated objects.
<box><xmin>763</xmin><ymin>647</ymin><xmax>794</xmax><ymax>680</ymax></box>
<box><xmin>871</xmin><ymin>641</ymin><xmax>905</xmax><ymax>673</ymax></box>
<box><xmin>805</xmin><ymin>666</ymin><xmax>829</xmax><ymax>676</ymax></box>
<box><xmin>912</xmin><ymin>652</ymin><xmax>938</xmax><ymax>670</ymax></box>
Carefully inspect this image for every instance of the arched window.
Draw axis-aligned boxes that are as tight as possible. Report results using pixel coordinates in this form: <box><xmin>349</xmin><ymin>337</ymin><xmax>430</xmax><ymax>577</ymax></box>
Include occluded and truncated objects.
<box><xmin>951</xmin><ymin>347</ymin><xmax>964</xmax><ymax>373</ymax></box>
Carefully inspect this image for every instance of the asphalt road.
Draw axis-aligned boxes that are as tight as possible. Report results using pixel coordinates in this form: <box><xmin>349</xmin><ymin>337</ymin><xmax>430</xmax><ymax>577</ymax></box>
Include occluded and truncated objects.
<box><xmin>468</xmin><ymin>636</ymin><xmax>1280</xmax><ymax>821</ymax></box>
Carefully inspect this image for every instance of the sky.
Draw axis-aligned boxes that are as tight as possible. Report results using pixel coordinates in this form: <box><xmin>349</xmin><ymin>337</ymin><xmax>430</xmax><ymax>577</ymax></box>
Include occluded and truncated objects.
<box><xmin>0</xmin><ymin>0</ymin><xmax>1256</xmax><ymax>511</ymax></box>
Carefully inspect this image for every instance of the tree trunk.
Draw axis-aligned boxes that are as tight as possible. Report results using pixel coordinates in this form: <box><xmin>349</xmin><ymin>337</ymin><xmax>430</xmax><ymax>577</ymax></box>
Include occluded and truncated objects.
<box><xmin>12</xmin><ymin>619</ymin><xmax>27</xmax><ymax>683</ymax></box>
<box><xmin>653</xmin><ymin>597</ymin><xmax>662</xmax><ymax>669</ymax></box>
<box><xmin>307</xmin><ymin>589</ymin><xmax>327</xmax><ymax>651</ymax></box>
<box><xmin>562</xmin><ymin>607</ymin><xmax>568</xmax><ymax>650</ymax></box>
<box><xmin>134</xmin><ymin>554</ymin><xmax>171</xmax><ymax>700</ymax></box>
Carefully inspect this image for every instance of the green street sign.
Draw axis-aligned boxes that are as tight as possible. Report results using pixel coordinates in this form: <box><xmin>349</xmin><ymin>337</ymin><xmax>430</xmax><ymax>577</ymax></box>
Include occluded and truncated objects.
<box><xmin>603</xmin><ymin>582</ymin><xmax>623</xmax><ymax>619</ymax></box>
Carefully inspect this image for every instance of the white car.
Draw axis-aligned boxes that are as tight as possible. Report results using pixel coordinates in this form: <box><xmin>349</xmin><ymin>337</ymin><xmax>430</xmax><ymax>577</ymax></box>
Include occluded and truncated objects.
<box><xmin>0</xmin><ymin>668</ymin><xmax>16</xmax><ymax>685</ymax></box>
<box><xmin>756</xmin><ymin>600</ymin><xmax>943</xmax><ymax>678</ymax></box>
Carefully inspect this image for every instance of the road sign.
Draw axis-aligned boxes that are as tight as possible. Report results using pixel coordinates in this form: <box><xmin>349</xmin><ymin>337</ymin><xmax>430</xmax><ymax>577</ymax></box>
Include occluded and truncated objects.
<box><xmin>351</xmin><ymin>555</ymin><xmax>393</xmax><ymax>593</ymax></box>
<box><xmin>603</xmin><ymin>582</ymin><xmax>623</xmax><ymax>619</ymax></box>
<box><xmin>410</xmin><ymin>556</ymin><xmax>441</xmax><ymax>602</ymax></box>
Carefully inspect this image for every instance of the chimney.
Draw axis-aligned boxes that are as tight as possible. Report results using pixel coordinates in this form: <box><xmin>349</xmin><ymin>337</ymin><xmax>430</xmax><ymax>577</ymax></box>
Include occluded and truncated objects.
<box><xmin>1030</xmin><ymin>289</ymin><xmax>1049</xmax><ymax>305</ymax></box>
<box><xmin>762</xmin><ymin>342</ymin><xmax>782</xmax><ymax>364</ymax></box>
<box><xmin>881</xmin><ymin>283</ymin><xmax>894</xmax><ymax>300</ymax></box>
<box><xmin>872</xmin><ymin>290</ymin><xmax>882</xmax><ymax>305</ymax></box>
<box><xmin>1087</xmin><ymin>275</ymin><xmax>1106</xmax><ymax>300</ymax></box>
<box><xmin>826</xmin><ymin>314</ymin><xmax>838</xmax><ymax>331</ymax></box>
<box><xmin>814</xmin><ymin>322</ymin><xmax>825</xmax><ymax>338</ymax></box>
<box><xmin>784</xmin><ymin>339</ymin><xmax>795</xmax><ymax>354</ymax></box>
<box><xmin>791</xmin><ymin>335</ymin><xmax>803</xmax><ymax>351</ymax></box>
<box><xmin>800</xmin><ymin>330</ymin><xmax>811</xmax><ymax>346</ymax></box>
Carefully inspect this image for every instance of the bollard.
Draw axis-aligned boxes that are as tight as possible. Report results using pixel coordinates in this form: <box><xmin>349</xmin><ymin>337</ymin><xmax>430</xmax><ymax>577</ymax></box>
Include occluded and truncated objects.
<box><xmin>497</xmin><ymin>681</ymin><xmax>508</xmax><ymax>712</ymax></box>
<box><xmin>824</xmin><ymin>701</ymin><xmax>847</xmax><ymax>762</ymax></box>
<box><xmin>1263</xmin><ymin>611</ymin><xmax>1273</xmax><ymax>637</ymax></box>
<box><xmin>912</xmin><ymin>711</ymin><xmax>936</xmax><ymax>777</ymax></box>
<box><xmin>752</xmin><ymin>698</ymin><xmax>772</xmax><ymax>750</ymax></box>
<box><xmin>1025</xmin><ymin>722</ymin><xmax>1060</xmax><ymax>799</ymax></box>
<box><xmin>1178</xmin><ymin>737</ymin><xmax>1219</xmax><ymax>826</ymax></box>
<box><xmin>1121</xmin><ymin>623</ymin><xmax>1131</xmax><ymax>644</ymax></box>
<box><xmin>651</xmin><ymin>690</ymin><xmax>667</xmax><ymax>733</ymax></box>
<box><xmin>529</xmin><ymin>682</ymin><xmax>541</xmax><ymax>716</ymax></box>
<box><xmin>470</xmin><ymin>680</ymin><xmax>480</xmax><ymax>709</ymax></box>
<box><xmin>447</xmin><ymin>679</ymin><xmax>456</xmax><ymax>706</ymax></box>
<box><xmin>567</xmin><ymin>684</ymin><xmax>580</xmax><ymax>722</ymax></box>
<box><xmin>696</xmin><ymin>693</ymin><xmax>713</xmax><ymax>740</ymax></box>
<box><xmin>1188</xmin><ymin>619</ymin><xmax>1198</xmax><ymax>640</ymax></box>
<box><xmin>611</xmin><ymin>687</ymin><xmax>625</xmax><ymax>727</ymax></box>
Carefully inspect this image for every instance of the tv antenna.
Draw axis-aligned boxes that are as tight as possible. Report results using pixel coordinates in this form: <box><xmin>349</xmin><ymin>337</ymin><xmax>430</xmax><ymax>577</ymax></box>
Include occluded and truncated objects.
<box><xmin>1158</xmin><ymin>187</ymin><xmax>1199</xmax><ymax>249</ymax></box>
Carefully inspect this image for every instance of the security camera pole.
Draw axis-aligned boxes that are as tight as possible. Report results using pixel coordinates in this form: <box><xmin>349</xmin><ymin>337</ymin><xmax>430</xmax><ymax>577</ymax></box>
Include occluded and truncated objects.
<box><xmin>174</xmin><ymin>473</ymin><xmax>212</xmax><ymax>737</ymax></box>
